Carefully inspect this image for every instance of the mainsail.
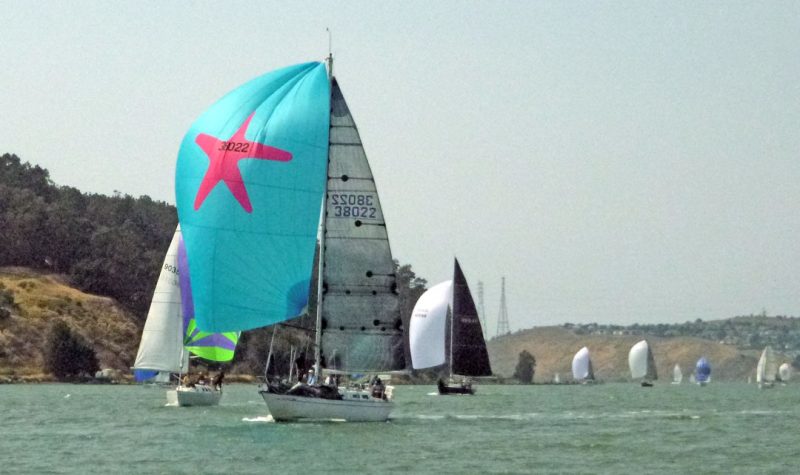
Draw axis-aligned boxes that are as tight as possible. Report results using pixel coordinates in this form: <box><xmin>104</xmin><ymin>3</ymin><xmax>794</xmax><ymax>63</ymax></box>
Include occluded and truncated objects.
<box><xmin>133</xmin><ymin>229</ymin><xmax>187</xmax><ymax>376</ymax></box>
<box><xmin>409</xmin><ymin>280</ymin><xmax>453</xmax><ymax>369</ymax></box>
<box><xmin>318</xmin><ymin>78</ymin><xmax>405</xmax><ymax>372</ymax></box>
<box><xmin>175</xmin><ymin>62</ymin><xmax>331</xmax><ymax>333</ymax></box>
<box><xmin>450</xmin><ymin>260</ymin><xmax>492</xmax><ymax>376</ymax></box>
<box><xmin>571</xmin><ymin>347</ymin><xmax>593</xmax><ymax>381</ymax></box>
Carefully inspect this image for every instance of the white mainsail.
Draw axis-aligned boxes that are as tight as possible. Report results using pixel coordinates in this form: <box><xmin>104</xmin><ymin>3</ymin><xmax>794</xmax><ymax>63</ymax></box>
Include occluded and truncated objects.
<box><xmin>779</xmin><ymin>363</ymin><xmax>792</xmax><ymax>382</ymax></box>
<box><xmin>756</xmin><ymin>345</ymin><xmax>777</xmax><ymax>385</ymax></box>
<box><xmin>133</xmin><ymin>227</ymin><xmax>188</xmax><ymax>374</ymax></box>
<box><xmin>409</xmin><ymin>280</ymin><xmax>453</xmax><ymax>370</ymax></box>
<box><xmin>672</xmin><ymin>364</ymin><xmax>683</xmax><ymax>384</ymax></box>
<box><xmin>571</xmin><ymin>347</ymin><xmax>592</xmax><ymax>381</ymax></box>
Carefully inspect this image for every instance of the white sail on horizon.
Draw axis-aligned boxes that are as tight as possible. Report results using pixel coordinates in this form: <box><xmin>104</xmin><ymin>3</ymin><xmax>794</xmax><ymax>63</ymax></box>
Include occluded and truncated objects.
<box><xmin>571</xmin><ymin>347</ymin><xmax>592</xmax><ymax>381</ymax></box>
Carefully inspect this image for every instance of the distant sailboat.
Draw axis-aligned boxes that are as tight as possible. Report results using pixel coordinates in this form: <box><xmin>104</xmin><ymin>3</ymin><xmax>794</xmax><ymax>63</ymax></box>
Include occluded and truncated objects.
<box><xmin>671</xmin><ymin>364</ymin><xmax>683</xmax><ymax>385</ymax></box>
<box><xmin>571</xmin><ymin>347</ymin><xmax>595</xmax><ymax>384</ymax></box>
<box><xmin>628</xmin><ymin>340</ymin><xmax>657</xmax><ymax>387</ymax></box>
<box><xmin>695</xmin><ymin>357</ymin><xmax>711</xmax><ymax>386</ymax></box>
<box><xmin>409</xmin><ymin>259</ymin><xmax>492</xmax><ymax>395</ymax></box>
<box><xmin>133</xmin><ymin>226</ymin><xmax>239</xmax><ymax>406</ymax></box>
<box><xmin>553</xmin><ymin>373</ymin><xmax>561</xmax><ymax>384</ymax></box>
<box><xmin>778</xmin><ymin>363</ymin><xmax>792</xmax><ymax>382</ymax></box>
<box><xmin>756</xmin><ymin>346</ymin><xmax>777</xmax><ymax>389</ymax></box>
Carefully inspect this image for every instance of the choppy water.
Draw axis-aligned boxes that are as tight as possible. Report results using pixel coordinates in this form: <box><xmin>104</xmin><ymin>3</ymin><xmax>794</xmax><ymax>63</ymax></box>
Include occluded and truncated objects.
<box><xmin>2</xmin><ymin>382</ymin><xmax>797</xmax><ymax>473</ymax></box>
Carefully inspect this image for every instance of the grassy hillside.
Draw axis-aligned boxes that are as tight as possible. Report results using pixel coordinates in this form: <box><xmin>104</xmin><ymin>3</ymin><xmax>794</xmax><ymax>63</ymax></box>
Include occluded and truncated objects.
<box><xmin>487</xmin><ymin>326</ymin><xmax>789</xmax><ymax>382</ymax></box>
<box><xmin>0</xmin><ymin>267</ymin><xmax>140</xmax><ymax>379</ymax></box>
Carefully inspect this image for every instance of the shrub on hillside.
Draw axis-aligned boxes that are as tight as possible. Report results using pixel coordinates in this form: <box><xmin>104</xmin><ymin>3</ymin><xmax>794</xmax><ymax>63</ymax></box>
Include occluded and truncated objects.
<box><xmin>43</xmin><ymin>320</ymin><xmax>99</xmax><ymax>380</ymax></box>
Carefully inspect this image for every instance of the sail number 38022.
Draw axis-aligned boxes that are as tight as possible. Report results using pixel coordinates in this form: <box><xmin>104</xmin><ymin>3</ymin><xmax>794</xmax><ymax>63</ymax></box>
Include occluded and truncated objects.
<box><xmin>331</xmin><ymin>193</ymin><xmax>377</xmax><ymax>219</ymax></box>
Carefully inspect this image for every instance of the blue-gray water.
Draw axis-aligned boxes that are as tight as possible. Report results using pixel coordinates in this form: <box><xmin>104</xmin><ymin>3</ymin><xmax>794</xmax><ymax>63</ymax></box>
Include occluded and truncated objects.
<box><xmin>2</xmin><ymin>383</ymin><xmax>797</xmax><ymax>474</ymax></box>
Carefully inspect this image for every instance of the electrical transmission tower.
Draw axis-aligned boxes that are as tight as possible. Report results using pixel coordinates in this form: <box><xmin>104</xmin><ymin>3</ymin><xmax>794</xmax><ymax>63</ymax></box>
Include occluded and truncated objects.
<box><xmin>496</xmin><ymin>276</ymin><xmax>510</xmax><ymax>336</ymax></box>
<box><xmin>477</xmin><ymin>281</ymin><xmax>486</xmax><ymax>338</ymax></box>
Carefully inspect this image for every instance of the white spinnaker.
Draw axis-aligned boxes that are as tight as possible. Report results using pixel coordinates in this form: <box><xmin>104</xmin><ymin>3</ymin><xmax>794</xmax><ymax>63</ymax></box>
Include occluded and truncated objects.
<box><xmin>628</xmin><ymin>340</ymin><xmax>650</xmax><ymax>379</ymax></box>
<box><xmin>133</xmin><ymin>227</ymin><xmax>188</xmax><ymax>374</ymax></box>
<box><xmin>779</xmin><ymin>363</ymin><xmax>792</xmax><ymax>381</ymax></box>
<box><xmin>571</xmin><ymin>347</ymin><xmax>591</xmax><ymax>380</ymax></box>
<box><xmin>409</xmin><ymin>280</ymin><xmax>453</xmax><ymax>369</ymax></box>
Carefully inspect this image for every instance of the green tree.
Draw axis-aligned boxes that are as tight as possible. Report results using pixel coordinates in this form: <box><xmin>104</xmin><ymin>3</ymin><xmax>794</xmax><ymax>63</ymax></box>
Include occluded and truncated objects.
<box><xmin>44</xmin><ymin>320</ymin><xmax>99</xmax><ymax>380</ymax></box>
<box><xmin>513</xmin><ymin>350</ymin><xmax>536</xmax><ymax>384</ymax></box>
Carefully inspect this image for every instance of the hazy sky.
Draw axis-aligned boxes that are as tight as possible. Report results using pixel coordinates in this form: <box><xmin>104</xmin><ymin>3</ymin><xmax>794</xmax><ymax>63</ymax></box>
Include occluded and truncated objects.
<box><xmin>2</xmin><ymin>1</ymin><xmax>798</xmax><ymax>332</ymax></box>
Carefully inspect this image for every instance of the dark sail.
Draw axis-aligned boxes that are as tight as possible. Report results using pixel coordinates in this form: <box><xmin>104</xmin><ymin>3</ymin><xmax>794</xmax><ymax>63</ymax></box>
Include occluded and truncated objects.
<box><xmin>318</xmin><ymin>78</ymin><xmax>405</xmax><ymax>372</ymax></box>
<box><xmin>450</xmin><ymin>259</ymin><xmax>492</xmax><ymax>376</ymax></box>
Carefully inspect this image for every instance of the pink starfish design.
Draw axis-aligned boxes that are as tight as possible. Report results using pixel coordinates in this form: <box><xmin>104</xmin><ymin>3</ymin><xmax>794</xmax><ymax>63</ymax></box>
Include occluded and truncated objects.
<box><xmin>193</xmin><ymin>112</ymin><xmax>292</xmax><ymax>213</ymax></box>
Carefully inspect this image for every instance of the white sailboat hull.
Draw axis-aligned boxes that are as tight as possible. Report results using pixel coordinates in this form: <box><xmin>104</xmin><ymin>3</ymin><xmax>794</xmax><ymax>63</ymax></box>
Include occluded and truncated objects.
<box><xmin>260</xmin><ymin>389</ymin><xmax>394</xmax><ymax>422</ymax></box>
<box><xmin>166</xmin><ymin>385</ymin><xmax>222</xmax><ymax>407</ymax></box>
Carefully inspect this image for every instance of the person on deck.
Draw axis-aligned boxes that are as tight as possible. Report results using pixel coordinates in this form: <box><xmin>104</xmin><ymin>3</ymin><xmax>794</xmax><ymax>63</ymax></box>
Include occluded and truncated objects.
<box><xmin>213</xmin><ymin>371</ymin><xmax>225</xmax><ymax>390</ymax></box>
<box><xmin>306</xmin><ymin>369</ymin><xmax>317</xmax><ymax>385</ymax></box>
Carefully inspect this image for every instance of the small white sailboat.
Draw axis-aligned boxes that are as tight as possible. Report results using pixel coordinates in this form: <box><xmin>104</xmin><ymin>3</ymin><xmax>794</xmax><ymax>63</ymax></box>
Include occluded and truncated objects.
<box><xmin>133</xmin><ymin>227</ymin><xmax>237</xmax><ymax>406</ymax></box>
<box><xmin>628</xmin><ymin>340</ymin><xmax>657</xmax><ymax>387</ymax></box>
<box><xmin>778</xmin><ymin>363</ymin><xmax>792</xmax><ymax>383</ymax></box>
<box><xmin>553</xmin><ymin>373</ymin><xmax>561</xmax><ymax>384</ymax></box>
<box><xmin>409</xmin><ymin>260</ymin><xmax>492</xmax><ymax>395</ymax></box>
<box><xmin>671</xmin><ymin>364</ymin><xmax>683</xmax><ymax>385</ymax></box>
<box><xmin>756</xmin><ymin>345</ymin><xmax>778</xmax><ymax>389</ymax></box>
<box><xmin>571</xmin><ymin>347</ymin><xmax>595</xmax><ymax>384</ymax></box>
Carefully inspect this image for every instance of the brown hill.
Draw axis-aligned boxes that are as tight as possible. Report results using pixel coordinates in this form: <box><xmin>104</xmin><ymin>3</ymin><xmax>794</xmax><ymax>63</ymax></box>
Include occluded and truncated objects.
<box><xmin>487</xmin><ymin>326</ymin><xmax>789</xmax><ymax>382</ymax></box>
<box><xmin>0</xmin><ymin>267</ymin><xmax>140</xmax><ymax>379</ymax></box>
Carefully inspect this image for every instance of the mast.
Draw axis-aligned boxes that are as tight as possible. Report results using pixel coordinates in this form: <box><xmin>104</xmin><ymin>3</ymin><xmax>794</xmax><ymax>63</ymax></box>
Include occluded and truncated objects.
<box><xmin>313</xmin><ymin>46</ymin><xmax>334</xmax><ymax>380</ymax></box>
<box><xmin>448</xmin><ymin>306</ymin><xmax>454</xmax><ymax>381</ymax></box>
<box><xmin>496</xmin><ymin>277</ymin><xmax>510</xmax><ymax>336</ymax></box>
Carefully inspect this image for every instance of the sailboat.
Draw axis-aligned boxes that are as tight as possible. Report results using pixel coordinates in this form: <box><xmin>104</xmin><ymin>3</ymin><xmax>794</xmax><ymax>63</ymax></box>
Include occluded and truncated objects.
<box><xmin>409</xmin><ymin>260</ymin><xmax>492</xmax><ymax>395</ymax></box>
<box><xmin>174</xmin><ymin>58</ymin><xmax>404</xmax><ymax>421</ymax></box>
<box><xmin>671</xmin><ymin>364</ymin><xmax>683</xmax><ymax>385</ymax></box>
<box><xmin>133</xmin><ymin>226</ymin><xmax>239</xmax><ymax>406</ymax></box>
<box><xmin>778</xmin><ymin>363</ymin><xmax>792</xmax><ymax>383</ymax></box>
<box><xmin>756</xmin><ymin>345</ymin><xmax>777</xmax><ymax>389</ymax></box>
<box><xmin>571</xmin><ymin>347</ymin><xmax>595</xmax><ymax>384</ymax></box>
<box><xmin>628</xmin><ymin>339</ymin><xmax>657</xmax><ymax>387</ymax></box>
<box><xmin>695</xmin><ymin>357</ymin><xmax>711</xmax><ymax>386</ymax></box>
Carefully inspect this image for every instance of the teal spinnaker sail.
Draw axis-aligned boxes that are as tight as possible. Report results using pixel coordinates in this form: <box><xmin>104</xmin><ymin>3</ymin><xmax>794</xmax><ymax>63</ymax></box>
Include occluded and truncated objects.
<box><xmin>175</xmin><ymin>62</ymin><xmax>330</xmax><ymax>332</ymax></box>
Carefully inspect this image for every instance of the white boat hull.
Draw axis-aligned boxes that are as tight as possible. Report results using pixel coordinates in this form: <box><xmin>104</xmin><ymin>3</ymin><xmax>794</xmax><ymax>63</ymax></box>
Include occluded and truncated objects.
<box><xmin>260</xmin><ymin>388</ymin><xmax>393</xmax><ymax>422</ymax></box>
<box><xmin>166</xmin><ymin>385</ymin><xmax>222</xmax><ymax>406</ymax></box>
